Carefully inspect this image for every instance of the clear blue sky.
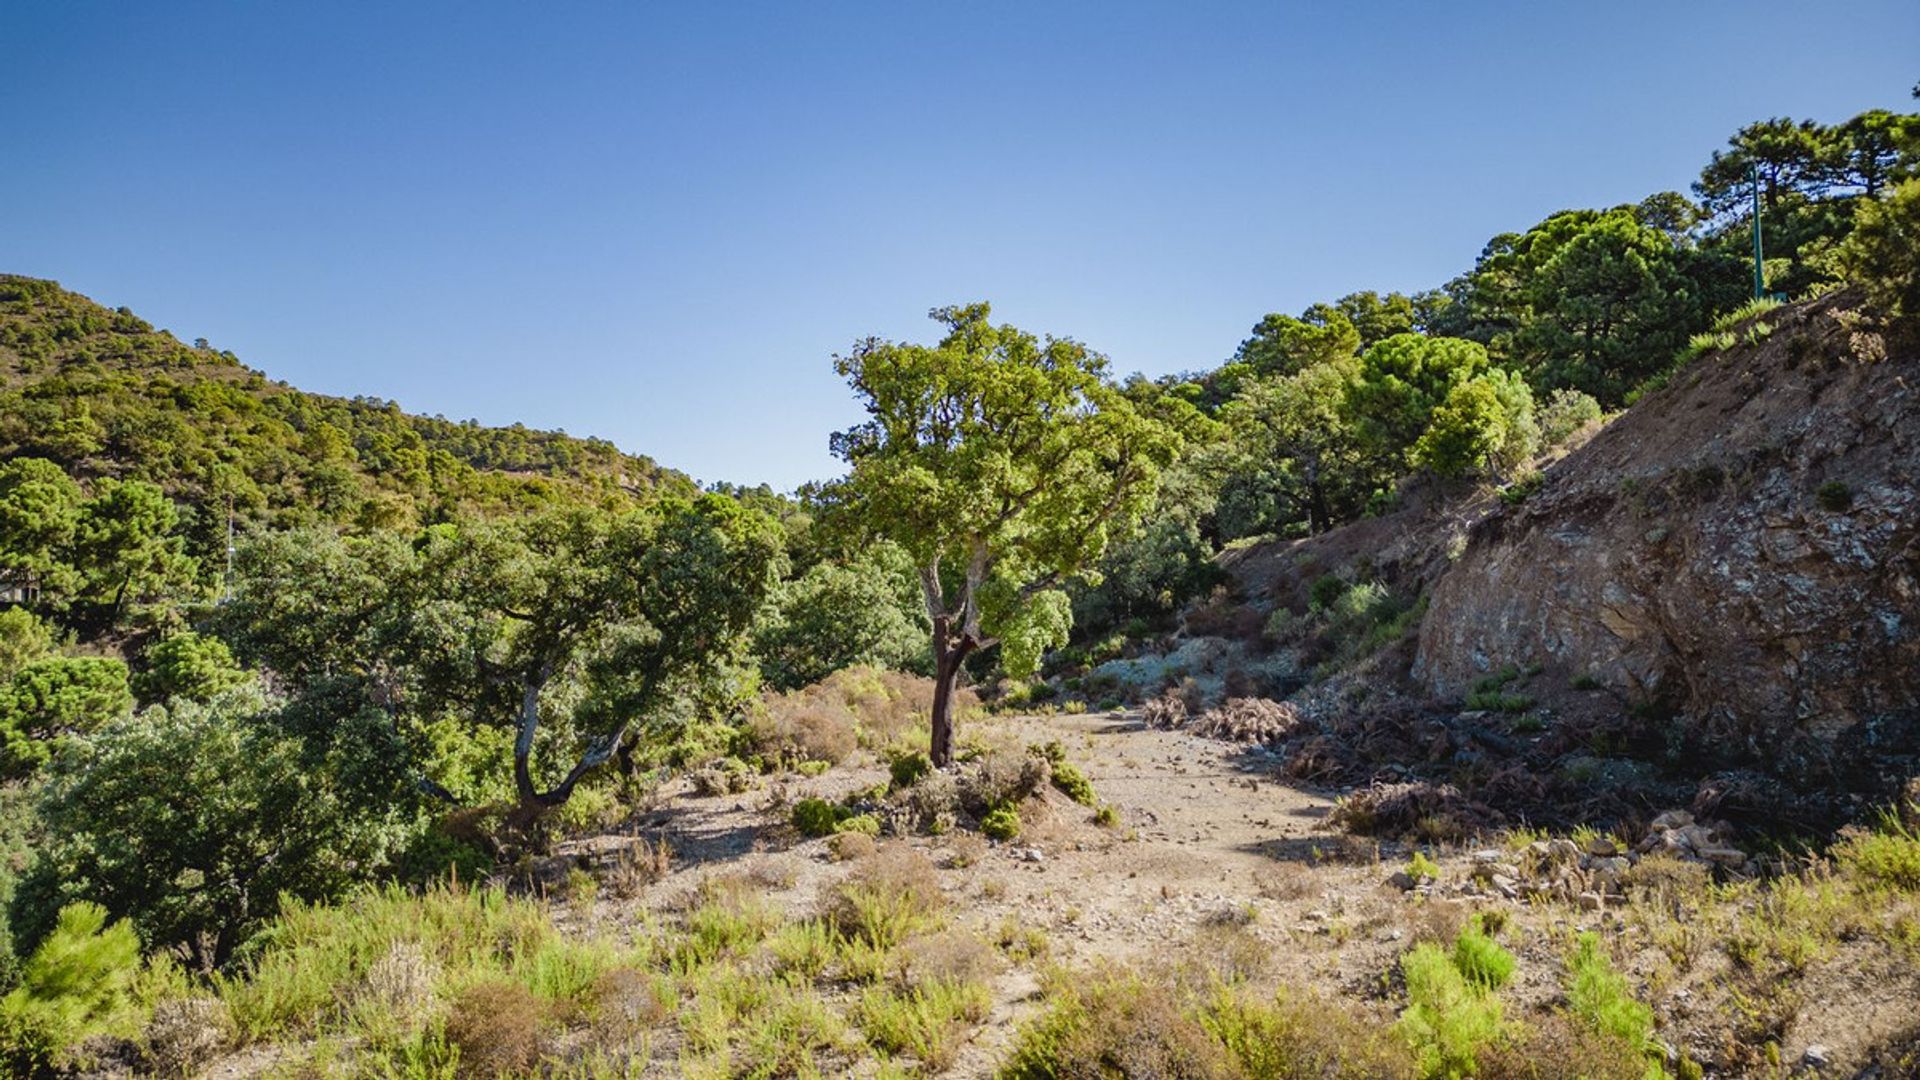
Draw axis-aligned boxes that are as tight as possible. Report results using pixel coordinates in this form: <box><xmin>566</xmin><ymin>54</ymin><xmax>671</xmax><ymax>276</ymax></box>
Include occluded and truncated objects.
<box><xmin>6</xmin><ymin>2</ymin><xmax>1915</xmax><ymax>489</ymax></box>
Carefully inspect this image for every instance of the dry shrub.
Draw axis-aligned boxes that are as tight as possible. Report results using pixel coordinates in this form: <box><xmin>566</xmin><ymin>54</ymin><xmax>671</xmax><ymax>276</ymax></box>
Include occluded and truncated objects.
<box><xmin>1252</xmin><ymin>864</ymin><xmax>1316</xmax><ymax>902</ymax></box>
<box><xmin>590</xmin><ymin>966</ymin><xmax>672</xmax><ymax>1043</ymax></box>
<box><xmin>890</xmin><ymin>768</ymin><xmax>962</xmax><ymax>835</ymax></box>
<box><xmin>1477</xmin><ymin>1011</ymin><xmax>1652</xmax><ymax>1079</ymax></box>
<box><xmin>1188</xmin><ymin>698</ymin><xmax>1301</xmax><ymax>744</ymax></box>
<box><xmin>689</xmin><ymin>758</ymin><xmax>752</xmax><ymax>797</ymax></box>
<box><xmin>1406</xmin><ymin>900</ymin><xmax>1470</xmax><ymax>947</ymax></box>
<box><xmin>959</xmin><ymin>748</ymin><xmax>1050</xmax><ymax>818</ymax></box>
<box><xmin>141</xmin><ymin>996</ymin><xmax>233</xmax><ymax>1076</ymax></box>
<box><xmin>1183</xmin><ymin>599</ymin><xmax>1264</xmax><ymax>640</ymax></box>
<box><xmin>827</xmin><ymin>831</ymin><xmax>877</xmax><ymax>862</ymax></box>
<box><xmin>604</xmin><ymin>835</ymin><xmax>674</xmax><ymax>899</ymax></box>
<box><xmin>754</xmin><ymin>666</ymin><xmax>976</xmax><ymax>759</ymax></box>
<box><xmin>1621</xmin><ymin>853</ymin><xmax>1711</xmax><ymax>904</ymax></box>
<box><xmin>822</xmin><ymin>846</ymin><xmax>946</xmax><ymax>947</ymax></box>
<box><xmin>1200</xmin><ymin>988</ymin><xmax>1416</xmax><ymax>1080</ymax></box>
<box><xmin>1141</xmin><ymin>691</ymin><xmax>1189</xmax><ymax>730</ymax></box>
<box><xmin>945</xmin><ymin>832</ymin><xmax>987</xmax><ymax>869</ymax></box>
<box><xmin>748</xmin><ymin>694</ymin><xmax>858</xmax><ymax>767</ymax></box>
<box><xmin>1329</xmin><ymin>781</ymin><xmax>1502</xmax><ymax>839</ymax></box>
<box><xmin>1001</xmin><ymin>967</ymin><xmax>1235</xmax><ymax>1080</ymax></box>
<box><xmin>358</xmin><ymin>941</ymin><xmax>440</xmax><ymax>1021</ymax></box>
<box><xmin>896</xmin><ymin>929</ymin><xmax>1001</xmax><ymax>991</ymax></box>
<box><xmin>1184</xmin><ymin>921</ymin><xmax>1271</xmax><ymax>986</ymax></box>
<box><xmin>445</xmin><ymin>980</ymin><xmax>546</xmax><ymax>1079</ymax></box>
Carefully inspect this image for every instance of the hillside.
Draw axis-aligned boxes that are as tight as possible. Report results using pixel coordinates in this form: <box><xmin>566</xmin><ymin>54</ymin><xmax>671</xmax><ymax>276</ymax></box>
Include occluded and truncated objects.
<box><xmin>0</xmin><ymin>274</ymin><xmax>693</xmax><ymax>559</ymax></box>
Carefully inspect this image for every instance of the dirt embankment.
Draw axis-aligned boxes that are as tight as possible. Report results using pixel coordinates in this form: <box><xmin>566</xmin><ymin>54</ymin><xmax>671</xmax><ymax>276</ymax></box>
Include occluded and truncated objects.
<box><xmin>1415</xmin><ymin>293</ymin><xmax>1919</xmax><ymax>791</ymax></box>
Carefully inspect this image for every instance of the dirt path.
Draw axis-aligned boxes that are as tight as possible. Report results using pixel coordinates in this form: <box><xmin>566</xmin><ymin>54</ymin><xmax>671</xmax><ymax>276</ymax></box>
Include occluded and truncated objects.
<box><xmin>563</xmin><ymin>709</ymin><xmax>1409</xmax><ymax>1077</ymax></box>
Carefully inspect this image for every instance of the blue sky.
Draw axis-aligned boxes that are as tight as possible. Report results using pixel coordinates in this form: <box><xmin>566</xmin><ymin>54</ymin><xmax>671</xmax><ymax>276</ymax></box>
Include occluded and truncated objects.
<box><xmin>5</xmin><ymin>2</ymin><xmax>1915</xmax><ymax>489</ymax></box>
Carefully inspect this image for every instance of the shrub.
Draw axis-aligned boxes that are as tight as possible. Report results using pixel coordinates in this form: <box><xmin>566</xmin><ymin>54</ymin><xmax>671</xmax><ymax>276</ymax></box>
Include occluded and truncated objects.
<box><xmin>959</xmin><ymin>748</ymin><xmax>1049</xmax><ymax>817</ymax></box>
<box><xmin>132</xmin><ymin>632</ymin><xmax>249</xmax><ymax>705</ymax></box>
<box><xmin>999</xmin><ymin>968</ymin><xmax>1235</xmax><ymax>1080</ymax></box>
<box><xmin>19</xmin><ymin>689</ymin><xmax>408</xmax><ymax>968</ymax></box>
<box><xmin>822</xmin><ymin>848</ymin><xmax>946</xmax><ymax>952</ymax></box>
<box><xmin>1199</xmin><ymin>986</ymin><xmax>1416</xmax><ymax>1079</ymax></box>
<box><xmin>1815</xmin><ymin>480</ymin><xmax>1853</xmax><ymax>513</ymax></box>
<box><xmin>1050</xmin><ymin>761</ymin><xmax>1097</xmax><ymax>806</ymax></box>
<box><xmin>857</xmin><ymin>979</ymin><xmax>992</xmax><ymax>1071</ymax></box>
<box><xmin>0</xmin><ymin>656</ymin><xmax>132</xmax><ymax>778</ymax></box>
<box><xmin>1308</xmin><ymin>574</ymin><xmax>1349</xmax><ymax>611</ymax></box>
<box><xmin>981</xmin><ymin>805</ymin><xmax>1022</xmax><ymax>842</ymax></box>
<box><xmin>0</xmin><ymin>609</ymin><xmax>54</xmax><ymax>681</ymax></box>
<box><xmin>1564</xmin><ymin>933</ymin><xmax>1664</xmax><ymax>1074</ymax></box>
<box><xmin>1537</xmin><ymin>388</ymin><xmax>1604</xmax><ymax>448</ymax></box>
<box><xmin>445</xmin><ymin>980</ymin><xmax>545</xmax><ymax>1079</ymax></box>
<box><xmin>792</xmin><ymin>797</ymin><xmax>844</xmax><ymax>838</ymax></box>
<box><xmin>827</xmin><ymin>831</ymin><xmax>877</xmax><ymax>862</ymax></box>
<box><xmin>1450</xmin><ymin>917</ymin><xmax>1515</xmax><ymax>992</ymax></box>
<box><xmin>0</xmin><ymin>902</ymin><xmax>142</xmax><ymax>1078</ymax></box>
<box><xmin>1834</xmin><ymin>809</ymin><xmax>1920</xmax><ymax>891</ymax></box>
<box><xmin>140</xmin><ymin>996</ymin><xmax>233</xmax><ymax>1076</ymax></box>
<box><xmin>1187</xmin><ymin>698</ymin><xmax>1300</xmax><ymax>744</ymax></box>
<box><xmin>888</xmin><ymin>749</ymin><xmax>933</xmax><ymax>791</ymax></box>
<box><xmin>1834</xmin><ymin>177</ymin><xmax>1920</xmax><ymax>320</ymax></box>
<box><xmin>1405</xmin><ymin>851</ymin><xmax>1440</xmax><ymax>883</ymax></box>
<box><xmin>1396</xmin><ymin>943</ymin><xmax>1505</xmax><ymax>1079</ymax></box>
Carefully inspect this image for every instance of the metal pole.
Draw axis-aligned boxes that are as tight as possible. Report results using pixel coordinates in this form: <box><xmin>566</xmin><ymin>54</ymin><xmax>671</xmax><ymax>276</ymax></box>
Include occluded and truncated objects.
<box><xmin>1750</xmin><ymin>163</ymin><xmax>1765</xmax><ymax>299</ymax></box>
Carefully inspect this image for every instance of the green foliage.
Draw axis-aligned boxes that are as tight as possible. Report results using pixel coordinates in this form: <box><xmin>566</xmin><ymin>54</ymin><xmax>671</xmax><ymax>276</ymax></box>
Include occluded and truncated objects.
<box><xmin>1412</xmin><ymin>372</ymin><xmax>1534</xmax><ymax>480</ymax></box>
<box><xmin>1834</xmin><ymin>178</ymin><xmax>1920</xmax><ymax>319</ymax></box>
<box><xmin>19</xmin><ymin>688</ymin><xmax>416</xmax><ymax>967</ymax></box>
<box><xmin>1450</xmin><ymin>917</ymin><xmax>1515</xmax><ymax>992</ymax></box>
<box><xmin>1049</xmin><ymin>761</ymin><xmax>1097</xmax><ymax>806</ymax></box>
<box><xmin>1397</xmin><ymin>942</ymin><xmax>1505</xmax><ymax>1079</ymax></box>
<box><xmin>1564</xmin><ymin>932</ymin><xmax>1665</xmax><ymax>1074</ymax></box>
<box><xmin>1537</xmin><ymin>387</ymin><xmax>1604</xmax><ymax>447</ymax></box>
<box><xmin>981</xmin><ymin>805</ymin><xmax>1021</xmax><ymax>842</ymax></box>
<box><xmin>753</xmin><ymin>540</ymin><xmax>929</xmax><ymax>691</ymax></box>
<box><xmin>888</xmin><ymin>750</ymin><xmax>932</xmax><ymax>791</ymax></box>
<box><xmin>791</xmin><ymin>798</ymin><xmax>847</xmax><ymax>838</ymax></box>
<box><xmin>132</xmin><ymin>631</ymin><xmax>249</xmax><ymax>704</ymax></box>
<box><xmin>0</xmin><ymin>458</ymin><xmax>82</xmax><ymax>599</ymax></box>
<box><xmin>0</xmin><ymin>656</ymin><xmax>131</xmax><ymax>778</ymax></box>
<box><xmin>1834</xmin><ymin>808</ymin><xmax>1920</xmax><ymax>891</ymax></box>
<box><xmin>0</xmin><ymin>609</ymin><xmax>55</xmax><ymax>680</ymax></box>
<box><xmin>0</xmin><ymin>902</ymin><xmax>141</xmax><ymax>1078</ymax></box>
<box><xmin>1404</xmin><ymin>851</ymin><xmax>1440</xmax><ymax>883</ymax></box>
<box><xmin>1346</xmin><ymin>334</ymin><xmax>1492</xmax><ymax>466</ymax></box>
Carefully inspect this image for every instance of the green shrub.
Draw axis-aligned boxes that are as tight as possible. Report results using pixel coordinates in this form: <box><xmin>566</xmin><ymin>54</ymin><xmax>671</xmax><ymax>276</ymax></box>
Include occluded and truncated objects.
<box><xmin>981</xmin><ymin>805</ymin><xmax>1021</xmax><ymax>842</ymax></box>
<box><xmin>1835</xmin><ymin>178</ymin><xmax>1920</xmax><ymax>319</ymax></box>
<box><xmin>132</xmin><ymin>632</ymin><xmax>250</xmax><ymax>705</ymax></box>
<box><xmin>0</xmin><ymin>902</ymin><xmax>142</xmax><ymax>1078</ymax></box>
<box><xmin>1815</xmin><ymin>481</ymin><xmax>1853</xmax><ymax>513</ymax></box>
<box><xmin>0</xmin><ymin>609</ymin><xmax>55</xmax><ymax>681</ymax></box>
<box><xmin>20</xmin><ymin>689</ymin><xmax>413</xmax><ymax>969</ymax></box>
<box><xmin>834</xmin><ymin>813</ymin><xmax>881</xmax><ymax>837</ymax></box>
<box><xmin>1308</xmin><ymin>574</ymin><xmax>1349</xmax><ymax>611</ymax></box>
<box><xmin>1405</xmin><ymin>851</ymin><xmax>1440</xmax><ymax>883</ymax></box>
<box><xmin>0</xmin><ymin>656</ymin><xmax>132</xmax><ymax>778</ymax></box>
<box><xmin>888</xmin><ymin>750</ymin><xmax>933</xmax><ymax>792</ymax></box>
<box><xmin>1537</xmin><ymin>388</ymin><xmax>1603</xmax><ymax>448</ymax></box>
<box><xmin>1450</xmin><ymin>917</ymin><xmax>1515</xmax><ymax>992</ymax></box>
<box><xmin>822</xmin><ymin>848</ymin><xmax>946</xmax><ymax>952</ymax></box>
<box><xmin>1835</xmin><ymin>809</ymin><xmax>1920</xmax><ymax>891</ymax></box>
<box><xmin>857</xmin><ymin>979</ymin><xmax>991</xmax><ymax>1071</ymax></box>
<box><xmin>791</xmin><ymin>798</ymin><xmax>843</xmax><ymax>838</ymax></box>
<box><xmin>1050</xmin><ymin>761</ymin><xmax>1096</xmax><ymax>806</ymax></box>
<box><xmin>1396</xmin><ymin>943</ymin><xmax>1505</xmax><ymax>1079</ymax></box>
<box><xmin>1564</xmin><ymin>932</ymin><xmax>1666</xmax><ymax>1075</ymax></box>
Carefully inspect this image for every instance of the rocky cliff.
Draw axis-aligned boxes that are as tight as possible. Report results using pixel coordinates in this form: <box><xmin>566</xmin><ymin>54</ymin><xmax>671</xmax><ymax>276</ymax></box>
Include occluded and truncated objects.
<box><xmin>1414</xmin><ymin>292</ymin><xmax>1919</xmax><ymax>788</ymax></box>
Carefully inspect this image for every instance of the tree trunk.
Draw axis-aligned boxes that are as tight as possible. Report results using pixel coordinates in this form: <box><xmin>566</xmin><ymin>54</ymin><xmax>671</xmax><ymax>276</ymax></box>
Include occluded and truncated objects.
<box><xmin>928</xmin><ymin>629</ymin><xmax>975</xmax><ymax>769</ymax></box>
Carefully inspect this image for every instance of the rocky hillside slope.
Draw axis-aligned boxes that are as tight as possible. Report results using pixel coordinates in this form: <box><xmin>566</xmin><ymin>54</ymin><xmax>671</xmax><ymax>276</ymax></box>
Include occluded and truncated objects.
<box><xmin>1415</xmin><ymin>291</ymin><xmax>1918</xmax><ymax>791</ymax></box>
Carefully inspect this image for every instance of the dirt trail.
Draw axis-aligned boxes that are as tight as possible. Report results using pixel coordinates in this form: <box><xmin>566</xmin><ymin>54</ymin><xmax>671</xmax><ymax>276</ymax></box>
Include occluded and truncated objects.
<box><xmin>565</xmin><ymin>710</ymin><xmax>1402</xmax><ymax>1077</ymax></box>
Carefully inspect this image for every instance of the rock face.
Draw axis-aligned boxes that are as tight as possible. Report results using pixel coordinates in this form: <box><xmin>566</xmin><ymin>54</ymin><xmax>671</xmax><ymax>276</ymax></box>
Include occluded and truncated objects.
<box><xmin>1415</xmin><ymin>293</ymin><xmax>1920</xmax><ymax>785</ymax></box>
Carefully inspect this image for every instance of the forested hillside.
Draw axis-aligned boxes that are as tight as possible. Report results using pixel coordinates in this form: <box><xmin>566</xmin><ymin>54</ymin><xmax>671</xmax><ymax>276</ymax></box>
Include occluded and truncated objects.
<box><xmin>0</xmin><ymin>274</ymin><xmax>691</xmax><ymax>576</ymax></box>
<box><xmin>0</xmin><ymin>105</ymin><xmax>1916</xmax><ymax>1078</ymax></box>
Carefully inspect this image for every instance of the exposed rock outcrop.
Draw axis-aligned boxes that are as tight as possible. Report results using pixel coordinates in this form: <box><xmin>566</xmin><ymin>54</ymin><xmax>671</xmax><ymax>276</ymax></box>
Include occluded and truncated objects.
<box><xmin>1415</xmin><ymin>293</ymin><xmax>1920</xmax><ymax>787</ymax></box>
